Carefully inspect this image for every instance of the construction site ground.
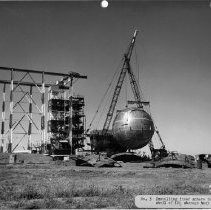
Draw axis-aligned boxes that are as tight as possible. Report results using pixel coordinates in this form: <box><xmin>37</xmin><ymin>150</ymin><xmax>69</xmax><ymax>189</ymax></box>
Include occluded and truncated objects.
<box><xmin>1</xmin><ymin>157</ymin><xmax>211</xmax><ymax>209</ymax></box>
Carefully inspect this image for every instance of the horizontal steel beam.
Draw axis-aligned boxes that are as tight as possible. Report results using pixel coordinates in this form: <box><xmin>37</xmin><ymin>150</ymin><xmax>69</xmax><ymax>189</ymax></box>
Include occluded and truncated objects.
<box><xmin>0</xmin><ymin>80</ymin><xmax>52</xmax><ymax>87</ymax></box>
<box><xmin>0</xmin><ymin>66</ymin><xmax>87</xmax><ymax>79</ymax></box>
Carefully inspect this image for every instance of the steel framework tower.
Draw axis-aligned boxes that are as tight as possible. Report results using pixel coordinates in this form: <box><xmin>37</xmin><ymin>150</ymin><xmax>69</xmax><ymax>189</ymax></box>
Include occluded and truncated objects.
<box><xmin>47</xmin><ymin>81</ymin><xmax>86</xmax><ymax>155</ymax></box>
<box><xmin>0</xmin><ymin>67</ymin><xmax>87</xmax><ymax>153</ymax></box>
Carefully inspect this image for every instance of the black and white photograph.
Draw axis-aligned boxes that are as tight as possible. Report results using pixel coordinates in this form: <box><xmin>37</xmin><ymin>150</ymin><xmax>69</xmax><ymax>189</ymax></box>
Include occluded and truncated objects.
<box><xmin>0</xmin><ymin>0</ymin><xmax>211</xmax><ymax>209</ymax></box>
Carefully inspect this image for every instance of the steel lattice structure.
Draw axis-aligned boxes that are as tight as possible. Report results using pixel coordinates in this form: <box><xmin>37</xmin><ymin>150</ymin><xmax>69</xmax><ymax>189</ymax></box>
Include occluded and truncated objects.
<box><xmin>0</xmin><ymin>67</ymin><xmax>86</xmax><ymax>153</ymax></box>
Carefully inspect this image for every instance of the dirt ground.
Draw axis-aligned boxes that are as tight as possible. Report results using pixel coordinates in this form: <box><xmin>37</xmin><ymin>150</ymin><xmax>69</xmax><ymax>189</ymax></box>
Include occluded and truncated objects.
<box><xmin>0</xmin><ymin>161</ymin><xmax>211</xmax><ymax>209</ymax></box>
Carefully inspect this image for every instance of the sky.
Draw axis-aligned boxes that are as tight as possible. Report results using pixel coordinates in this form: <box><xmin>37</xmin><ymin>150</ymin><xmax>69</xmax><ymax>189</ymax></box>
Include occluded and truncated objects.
<box><xmin>0</xmin><ymin>0</ymin><xmax>211</xmax><ymax>155</ymax></box>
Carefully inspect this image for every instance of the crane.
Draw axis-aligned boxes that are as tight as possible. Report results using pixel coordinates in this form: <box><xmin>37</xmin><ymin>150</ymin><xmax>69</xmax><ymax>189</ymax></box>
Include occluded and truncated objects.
<box><xmin>90</xmin><ymin>30</ymin><xmax>167</xmax><ymax>159</ymax></box>
<box><xmin>102</xmin><ymin>30</ymin><xmax>142</xmax><ymax>135</ymax></box>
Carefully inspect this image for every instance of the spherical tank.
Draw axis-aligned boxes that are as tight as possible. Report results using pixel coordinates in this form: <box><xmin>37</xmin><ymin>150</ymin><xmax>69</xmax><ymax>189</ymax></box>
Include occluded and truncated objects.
<box><xmin>112</xmin><ymin>107</ymin><xmax>154</xmax><ymax>150</ymax></box>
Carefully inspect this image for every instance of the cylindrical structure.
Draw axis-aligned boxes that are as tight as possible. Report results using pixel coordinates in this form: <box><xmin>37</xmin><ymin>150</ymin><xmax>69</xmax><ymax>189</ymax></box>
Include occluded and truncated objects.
<box><xmin>69</xmin><ymin>77</ymin><xmax>73</xmax><ymax>154</ymax></box>
<box><xmin>28</xmin><ymin>85</ymin><xmax>33</xmax><ymax>150</ymax></box>
<box><xmin>41</xmin><ymin>72</ymin><xmax>45</xmax><ymax>153</ymax></box>
<box><xmin>1</xmin><ymin>83</ymin><xmax>6</xmax><ymax>152</ymax></box>
<box><xmin>112</xmin><ymin>107</ymin><xmax>154</xmax><ymax>150</ymax></box>
<box><xmin>8</xmin><ymin>69</ymin><xmax>14</xmax><ymax>153</ymax></box>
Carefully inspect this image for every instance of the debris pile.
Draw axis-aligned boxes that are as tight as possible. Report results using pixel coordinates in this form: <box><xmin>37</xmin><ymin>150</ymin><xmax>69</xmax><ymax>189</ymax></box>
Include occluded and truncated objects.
<box><xmin>154</xmin><ymin>152</ymin><xmax>195</xmax><ymax>168</ymax></box>
<box><xmin>70</xmin><ymin>154</ymin><xmax>121</xmax><ymax>167</ymax></box>
<box><xmin>111</xmin><ymin>152</ymin><xmax>150</xmax><ymax>162</ymax></box>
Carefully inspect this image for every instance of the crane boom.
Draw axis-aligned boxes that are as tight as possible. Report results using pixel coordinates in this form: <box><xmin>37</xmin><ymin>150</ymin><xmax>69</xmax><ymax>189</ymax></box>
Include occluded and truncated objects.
<box><xmin>102</xmin><ymin>30</ymin><xmax>138</xmax><ymax>135</ymax></box>
<box><xmin>90</xmin><ymin>30</ymin><xmax>167</xmax><ymax>159</ymax></box>
<box><xmin>127</xmin><ymin>63</ymin><xmax>143</xmax><ymax>109</ymax></box>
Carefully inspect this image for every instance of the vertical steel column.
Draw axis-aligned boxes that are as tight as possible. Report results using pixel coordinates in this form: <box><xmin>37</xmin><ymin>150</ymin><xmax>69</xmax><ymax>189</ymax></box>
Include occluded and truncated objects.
<box><xmin>1</xmin><ymin>84</ymin><xmax>6</xmax><ymax>152</ymax></box>
<box><xmin>69</xmin><ymin>77</ymin><xmax>73</xmax><ymax>155</ymax></box>
<box><xmin>41</xmin><ymin>72</ymin><xmax>45</xmax><ymax>153</ymax></box>
<box><xmin>8</xmin><ymin>69</ymin><xmax>13</xmax><ymax>153</ymax></box>
<box><xmin>28</xmin><ymin>85</ymin><xmax>33</xmax><ymax>151</ymax></box>
<box><xmin>46</xmin><ymin>87</ymin><xmax>50</xmax><ymax>146</ymax></box>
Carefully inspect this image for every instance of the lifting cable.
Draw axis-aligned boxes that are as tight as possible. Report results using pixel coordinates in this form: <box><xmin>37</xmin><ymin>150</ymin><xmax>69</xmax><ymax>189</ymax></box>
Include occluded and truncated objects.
<box><xmin>147</xmin><ymin>104</ymin><xmax>165</xmax><ymax>148</ymax></box>
<box><xmin>134</xmin><ymin>45</ymin><xmax>145</xmax><ymax>100</ymax></box>
<box><xmin>134</xmin><ymin>45</ymin><xmax>165</xmax><ymax>148</ymax></box>
<box><xmin>87</xmin><ymin>59</ymin><xmax>123</xmax><ymax>132</ymax></box>
<box><xmin>135</xmin><ymin>45</ymin><xmax>140</xmax><ymax>86</ymax></box>
<box><xmin>95</xmin><ymin>99</ymin><xmax>109</xmax><ymax>130</ymax></box>
<box><xmin>125</xmin><ymin>73</ymin><xmax>128</xmax><ymax>108</ymax></box>
<box><xmin>96</xmin><ymin>59</ymin><xmax>126</xmax><ymax>130</ymax></box>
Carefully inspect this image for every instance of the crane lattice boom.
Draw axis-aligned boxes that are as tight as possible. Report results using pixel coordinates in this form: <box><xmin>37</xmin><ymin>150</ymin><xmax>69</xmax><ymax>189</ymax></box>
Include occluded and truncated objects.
<box><xmin>94</xmin><ymin>30</ymin><xmax>167</xmax><ymax>158</ymax></box>
<box><xmin>102</xmin><ymin>30</ymin><xmax>140</xmax><ymax>134</ymax></box>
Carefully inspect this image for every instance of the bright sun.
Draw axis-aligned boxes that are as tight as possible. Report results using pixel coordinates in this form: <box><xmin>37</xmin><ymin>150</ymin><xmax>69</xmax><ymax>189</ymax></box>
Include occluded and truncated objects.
<box><xmin>101</xmin><ymin>0</ymin><xmax>109</xmax><ymax>8</ymax></box>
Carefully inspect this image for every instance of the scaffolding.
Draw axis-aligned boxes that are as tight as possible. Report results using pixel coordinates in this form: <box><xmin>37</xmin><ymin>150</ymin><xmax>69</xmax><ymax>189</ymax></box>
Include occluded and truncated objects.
<box><xmin>47</xmin><ymin>84</ymin><xmax>85</xmax><ymax>155</ymax></box>
<box><xmin>72</xmin><ymin>96</ymin><xmax>85</xmax><ymax>153</ymax></box>
<box><xmin>0</xmin><ymin>67</ymin><xmax>87</xmax><ymax>154</ymax></box>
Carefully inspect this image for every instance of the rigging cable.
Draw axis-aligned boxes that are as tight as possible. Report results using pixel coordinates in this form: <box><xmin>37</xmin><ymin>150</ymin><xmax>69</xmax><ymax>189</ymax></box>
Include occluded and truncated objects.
<box><xmin>135</xmin><ymin>44</ymin><xmax>140</xmax><ymax>87</ymax></box>
<box><xmin>135</xmin><ymin>39</ymin><xmax>150</xmax><ymax>103</ymax></box>
<box><xmin>147</xmin><ymin>103</ymin><xmax>165</xmax><ymax>148</ymax></box>
<box><xmin>95</xmin><ymin>63</ymin><xmax>123</xmax><ymax>130</ymax></box>
<box><xmin>135</xmin><ymin>45</ymin><xmax>165</xmax><ymax>148</ymax></box>
<box><xmin>125</xmin><ymin>73</ymin><xmax>128</xmax><ymax>108</ymax></box>
<box><xmin>87</xmin><ymin>59</ymin><xmax>123</xmax><ymax>132</ymax></box>
<box><xmin>95</xmin><ymin>96</ymin><xmax>109</xmax><ymax>130</ymax></box>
